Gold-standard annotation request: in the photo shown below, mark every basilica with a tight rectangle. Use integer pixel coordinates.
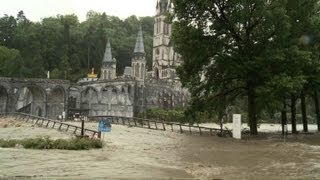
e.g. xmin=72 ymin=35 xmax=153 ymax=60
xmin=0 ymin=0 xmax=188 ymax=118
xmin=68 ymin=0 xmax=189 ymax=117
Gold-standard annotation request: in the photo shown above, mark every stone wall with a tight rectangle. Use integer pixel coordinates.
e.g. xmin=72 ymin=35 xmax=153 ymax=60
xmin=0 ymin=77 xmax=189 ymax=119
xmin=0 ymin=78 xmax=69 ymax=118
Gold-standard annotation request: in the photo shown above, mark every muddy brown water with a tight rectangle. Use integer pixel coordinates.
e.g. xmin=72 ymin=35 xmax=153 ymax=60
xmin=0 ymin=118 xmax=320 ymax=179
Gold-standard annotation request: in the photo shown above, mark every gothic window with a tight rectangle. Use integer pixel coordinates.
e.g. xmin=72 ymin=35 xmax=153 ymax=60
xmin=156 ymin=48 xmax=160 ymax=55
xmin=135 ymin=63 xmax=140 ymax=78
xmin=128 ymin=85 xmax=131 ymax=94
xmin=154 ymin=67 xmax=159 ymax=79
xmin=163 ymin=23 xmax=169 ymax=35
xmin=156 ymin=19 xmax=159 ymax=34
xmin=157 ymin=19 xmax=160 ymax=34
xmin=103 ymin=71 xmax=107 ymax=80
xmin=140 ymin=64 xmax=145 ymax=79
xmin=108 ymin=71 xmax=111 ymax=80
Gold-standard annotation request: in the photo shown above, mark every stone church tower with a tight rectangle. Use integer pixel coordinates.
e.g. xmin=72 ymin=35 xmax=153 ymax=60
xmin=100 ymin=40 xmax=117 ymax=80
xmin=132 ymin=26 xmax=146 ymax=81
xmin=152 ymin=0 xmax=181 ymax=80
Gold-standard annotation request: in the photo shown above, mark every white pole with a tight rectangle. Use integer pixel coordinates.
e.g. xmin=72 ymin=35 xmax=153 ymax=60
xmin=233 ymin=114 xmax=241 ymax=139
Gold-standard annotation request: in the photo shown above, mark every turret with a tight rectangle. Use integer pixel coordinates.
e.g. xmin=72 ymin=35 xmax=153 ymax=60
xmin=101 ymin=40 xmax=117 ymax=80
xmin=132 ymin=26 xmax=146 ymax=81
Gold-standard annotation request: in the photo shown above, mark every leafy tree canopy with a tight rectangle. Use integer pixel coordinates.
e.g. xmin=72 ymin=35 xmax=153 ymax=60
xmin=0 ymin=11 xmax=154 ymax=81
xmin=172 ymin=0 xmax=320 ymax=134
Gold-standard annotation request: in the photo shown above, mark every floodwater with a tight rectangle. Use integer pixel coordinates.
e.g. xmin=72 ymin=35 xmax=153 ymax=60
xmin=0 ymin=118 xmax=320 ymax=179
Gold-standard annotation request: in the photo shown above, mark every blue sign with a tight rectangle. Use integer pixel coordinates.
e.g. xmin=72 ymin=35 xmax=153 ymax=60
xmin=98 ymin=118 xmax=112 ymax=132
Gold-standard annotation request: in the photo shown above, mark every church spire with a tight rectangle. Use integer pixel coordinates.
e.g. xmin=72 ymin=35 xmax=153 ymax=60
xmin=102 ymin=39 xmax=114 ymax=62
xmin=100 ymin=39 xmax=117 ymax=80
xmin=133 ymin=26 xmax=145 ymax=55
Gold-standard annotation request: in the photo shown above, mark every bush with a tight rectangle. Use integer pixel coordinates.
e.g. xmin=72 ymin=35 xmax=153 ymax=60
xmin=0 ymin=139 xmax=18 ymax=148
xmin=0 ymin=137 xmax=103 ymax=150
xmin=22 ymin=136 xmax=53 ymax=149
xmin=146 ymin=108 xmax=185 ymax=122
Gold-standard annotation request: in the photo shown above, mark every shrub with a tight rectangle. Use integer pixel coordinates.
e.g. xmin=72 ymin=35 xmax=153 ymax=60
xmin=52 ymin=139 xmax=70 ymax=150
xmin=0 ymin=137 xmax=103 ymax=150
xmin=21 ymin=136 xmax=54 ymax=149
xmin=0 ymin=139 xmax=18 ymax=148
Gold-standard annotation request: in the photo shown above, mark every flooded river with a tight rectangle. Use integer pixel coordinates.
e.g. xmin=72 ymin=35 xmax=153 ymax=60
xmin=0 ymin=118 xmax=320 ymax=179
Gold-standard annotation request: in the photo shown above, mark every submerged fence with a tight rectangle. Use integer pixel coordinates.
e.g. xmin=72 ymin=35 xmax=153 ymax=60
xmin=0 ymin=112 xmax=231 ymax=138
xmin=0 ymin=112 xmax=100 ymax=139
xmin=90 ymin=116 xmax=231 ymax=137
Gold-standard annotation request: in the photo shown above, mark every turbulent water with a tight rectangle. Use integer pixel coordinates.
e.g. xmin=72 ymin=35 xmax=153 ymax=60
xmin=0 ymin=118 xmax=320 ymax=179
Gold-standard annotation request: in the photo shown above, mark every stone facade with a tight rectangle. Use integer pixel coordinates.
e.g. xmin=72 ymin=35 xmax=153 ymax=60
xmin=152 ymin=0 xmax=182 ymax=80
xmin=0 ymin=0 xmax=189 ymax=118
xmin=0 ymin=78 xmax=69 ymax=118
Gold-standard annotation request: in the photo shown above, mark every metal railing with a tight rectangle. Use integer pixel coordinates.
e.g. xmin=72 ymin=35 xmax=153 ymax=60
xmin=0 ymin=112 xmax=100 ymax=139
xmin=90 ymin=115 xmax=231 ymax=137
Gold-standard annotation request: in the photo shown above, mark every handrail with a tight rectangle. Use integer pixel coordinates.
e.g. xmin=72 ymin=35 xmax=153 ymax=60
xmin=90 ymin=115 xmax=231 ymax=137
xmin=0 ymin=112 xmax=100 ymax=139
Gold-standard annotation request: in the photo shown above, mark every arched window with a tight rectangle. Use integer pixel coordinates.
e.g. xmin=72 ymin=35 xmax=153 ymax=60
xmin=135 ymin=63 xmax=140 ymax=78
xmin=140 ymin=64 xmax=145 ymax=79
xmin=154 ymin=67 xmax=159 ymax=79
xmin=104 ymin=71 xmax=107 ymax=80
xmin=108 ymin=71 xmax=111 ymax=80
xmin=157 ymin=19 xmax=160 ymax=34
xmin=164 ymin=23 xmax=168 ymax=35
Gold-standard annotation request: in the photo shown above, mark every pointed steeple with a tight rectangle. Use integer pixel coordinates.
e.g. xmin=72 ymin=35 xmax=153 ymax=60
xmin=102 ymin=39 xmax=114 ymax=62
xmin=134 ymin=26 xmax=145 ymax=55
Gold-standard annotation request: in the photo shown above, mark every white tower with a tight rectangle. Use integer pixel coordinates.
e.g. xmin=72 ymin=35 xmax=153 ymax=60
xmin=152 ymin=0 xmax=181 ymax=79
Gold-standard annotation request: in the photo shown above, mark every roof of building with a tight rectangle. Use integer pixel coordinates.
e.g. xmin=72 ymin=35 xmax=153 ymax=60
xmin=133 ymin=26 xmax=145 ymax=55
xmin=102 ymin=40 xmax=116 ymax=62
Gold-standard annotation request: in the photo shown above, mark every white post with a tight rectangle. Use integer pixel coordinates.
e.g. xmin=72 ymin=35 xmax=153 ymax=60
xmin=233 ymin=114 xmax=241 ymax=139
xmin=62 ymin=111 xmax=66 ymax=121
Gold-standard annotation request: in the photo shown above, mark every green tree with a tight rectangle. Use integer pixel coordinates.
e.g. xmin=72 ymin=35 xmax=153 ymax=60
xmin=0 ymin=11 xmax=155 ymax=81
xmin=0 ymin=46 xmax=24 ymax=77
xmin=0 ymin=15 xmax=17 ymax=48
xmin=172 ymin=0 xmax=295 ymax=135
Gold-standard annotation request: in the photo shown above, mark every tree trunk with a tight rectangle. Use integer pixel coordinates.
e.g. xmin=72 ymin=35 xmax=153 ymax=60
xmin=314 ymin=90 xmax=320 ymax=132
xmin=291 ymin=95 xmax=297 ymax=134
xmin=301 ymin=91 xmax=308 ymax=132
xmin=248 ymin=86 xmax=258 ymax=135
xmin=281 ymin=100 xmax=287 ymax=136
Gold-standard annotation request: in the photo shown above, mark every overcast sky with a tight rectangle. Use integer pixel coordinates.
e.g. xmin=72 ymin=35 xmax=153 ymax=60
xmin=0 ymin=0 xmax=158 ymax=22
